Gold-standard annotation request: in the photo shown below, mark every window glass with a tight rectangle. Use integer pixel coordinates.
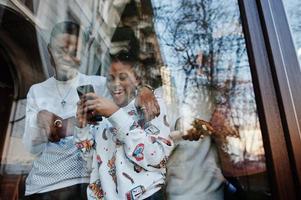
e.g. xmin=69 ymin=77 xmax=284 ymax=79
xmin=151 ymin=1 xmax=270 ymax=199
xmin=0 ymin=0 xmax=270 ymax=199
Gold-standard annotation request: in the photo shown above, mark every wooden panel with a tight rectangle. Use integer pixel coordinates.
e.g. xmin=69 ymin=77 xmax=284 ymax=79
xmin=257 ymin=0 xmax=301 ymax=197
xmin=0 ymin=175 xmax=22 ymax=200
xmin=238 ymin=0 xmax=296 ymax=199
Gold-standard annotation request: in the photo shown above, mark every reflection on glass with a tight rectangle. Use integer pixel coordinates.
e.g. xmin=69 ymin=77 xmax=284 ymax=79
xmin=0 ymin=0 xmax=271 ymax=199
xmin=152 ymin=0 xmax=270 ymax=199
xmin=283 ymin=0 xmax=301 ymax=67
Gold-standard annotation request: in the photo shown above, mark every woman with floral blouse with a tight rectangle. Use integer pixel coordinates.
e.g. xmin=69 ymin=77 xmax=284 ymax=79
xmin=74 ymin=51 xmax=174 ymax=200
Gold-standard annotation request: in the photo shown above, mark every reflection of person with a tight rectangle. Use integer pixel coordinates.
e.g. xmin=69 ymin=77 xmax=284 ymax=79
xmin=165 ymin=79 xmax=224 ymax=200
xmin=74 ymin=51 xmax=173 ymax=200
xmin=23 ymin=21 xmax=159 ymax=199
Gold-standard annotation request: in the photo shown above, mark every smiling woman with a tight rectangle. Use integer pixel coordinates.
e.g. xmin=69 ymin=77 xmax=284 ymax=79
xmin=107 ymin=51 xmax=140 ymax=107
xmin=74 ymin=47 xmax=174 ymax=199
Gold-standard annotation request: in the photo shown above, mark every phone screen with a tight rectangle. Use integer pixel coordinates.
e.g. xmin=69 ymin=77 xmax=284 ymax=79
xmin=77 ymin=84 xmax=95 ymax=98
xmin=76 ymin=84 xmax=102 ymax=121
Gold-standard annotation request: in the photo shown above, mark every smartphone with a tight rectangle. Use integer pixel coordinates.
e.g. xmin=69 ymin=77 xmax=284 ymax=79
xmin=77 ymin=84 xmax=95 ymax=98
xmin=76 ymin=84 xmax=102 ymax=122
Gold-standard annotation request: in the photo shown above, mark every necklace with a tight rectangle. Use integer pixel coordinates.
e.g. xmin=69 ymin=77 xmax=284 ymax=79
xmin=54 ymin=73 xmax=78 ymax=107
xmin=55 ymin=81 xmax=74 ymax=107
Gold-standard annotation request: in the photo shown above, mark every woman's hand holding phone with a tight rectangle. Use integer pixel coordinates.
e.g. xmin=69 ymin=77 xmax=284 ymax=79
xmin=77 ymin=85 xmax=103 ymax=124
xmin=81 ymin=93 xmax=119 ymax=118
xmin=76 ymin=91 xmax=119 ymax=128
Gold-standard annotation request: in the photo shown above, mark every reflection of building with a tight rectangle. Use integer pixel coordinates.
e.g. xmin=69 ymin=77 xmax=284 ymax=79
xmin=111 ymin=0 xmax=163 ymax=87
xmin=0 ymin=1 xmax=47 ymax=198
xmin=0 ymin=1 xmax=163 ymax=198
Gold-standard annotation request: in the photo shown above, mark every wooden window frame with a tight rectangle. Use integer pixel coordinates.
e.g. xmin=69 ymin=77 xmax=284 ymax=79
xmin=238 ymin=0 xmax=301 ymax=199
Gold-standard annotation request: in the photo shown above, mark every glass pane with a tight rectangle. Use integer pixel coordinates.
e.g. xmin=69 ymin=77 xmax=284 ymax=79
xmin=0 ymin=0 xmax=270 ymax=199
xmin=152 ymin=0 xmax=271 ymax=199
xmin=282 ymin=0 xmax=301 ymax=67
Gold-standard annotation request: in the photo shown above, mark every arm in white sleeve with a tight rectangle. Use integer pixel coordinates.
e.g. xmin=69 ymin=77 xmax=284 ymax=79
xmin=108 ymin=99 xmax=174 ymax=172
xmin=86 ymin=150 xmax=104 ymax=199
xmin=89 ymin=150 xmax=101 ymax=184
xmin=22 ymin=87 xmax=47 ymax=156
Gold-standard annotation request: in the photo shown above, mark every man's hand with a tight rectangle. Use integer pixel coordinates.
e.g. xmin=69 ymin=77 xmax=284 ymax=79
xmin=37 ymin=110 xmax=63 ymax=142
xmin=135 ymin=86 xmax=160 ymax=122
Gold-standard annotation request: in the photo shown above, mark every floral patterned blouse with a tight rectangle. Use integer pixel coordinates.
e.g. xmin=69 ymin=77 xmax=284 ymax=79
xmin=74 ymin=99 xmax=174 ymax=200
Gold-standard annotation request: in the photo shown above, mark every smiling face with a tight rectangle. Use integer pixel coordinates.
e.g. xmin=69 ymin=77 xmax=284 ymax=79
xmin=48 ymin=33 xmax=81 ymax=81
xmin=106 ymin=61 xmax=139 ymax=107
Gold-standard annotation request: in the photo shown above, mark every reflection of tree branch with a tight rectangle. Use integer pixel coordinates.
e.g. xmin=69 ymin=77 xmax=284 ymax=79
xmin=153 ymin=0 xmax=261 ymax=164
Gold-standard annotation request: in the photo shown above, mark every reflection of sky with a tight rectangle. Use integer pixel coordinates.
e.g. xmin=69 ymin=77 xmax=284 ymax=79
xmin=152 ymin=0 xmax=239 ymax=69
xmin=152 ymin=0 xmax=250 ymax=89
xmin=152 ymin=0 xmax=249 ymax=81
xmin=152 ymin=0 xmax=254 ymax=105
xmin=152 ymin=0 xmax=265 ymax=163
xmin=282 ymin=0 xmax=301 ymax=66
xmin=152 ymin=0 xmax=191 ymax=69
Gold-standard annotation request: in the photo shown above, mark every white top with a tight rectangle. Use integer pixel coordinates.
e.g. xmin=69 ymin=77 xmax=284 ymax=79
xmin=163 ymin=85 xmax=225 ymax=200
xmin=23 ymin=72 xmax=110 ymax=195
xmin=74 ymin=99 xmax=174 ymax=200
xmin=166 ymin=138 xmax=224 ymax=200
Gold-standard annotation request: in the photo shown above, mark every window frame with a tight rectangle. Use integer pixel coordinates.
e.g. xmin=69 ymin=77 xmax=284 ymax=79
xmin=238 ymin=0 xmax=301 ymax=199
